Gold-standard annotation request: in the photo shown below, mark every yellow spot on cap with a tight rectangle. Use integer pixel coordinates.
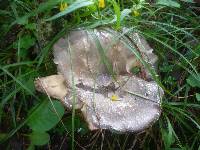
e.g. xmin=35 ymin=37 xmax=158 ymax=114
xmin=111 ymin=95 xmax=119 ymax=101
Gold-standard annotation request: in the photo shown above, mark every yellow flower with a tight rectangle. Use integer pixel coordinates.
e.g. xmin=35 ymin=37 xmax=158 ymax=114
xmin=133 ymin=10 xmax=140 ymax=17
xmin=99 ymin=0 xmax=105 ymax=8
xmin=111 ymin=95 xmax=119 ymax=101
xmin=60 ymin=2 xmax=68 ymax=12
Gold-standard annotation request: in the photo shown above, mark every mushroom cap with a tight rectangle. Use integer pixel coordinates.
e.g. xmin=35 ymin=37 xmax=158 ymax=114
xmin=76 ymin=75 xmax=163 ymax=132
xmin=38 ymin=28 xmax=164 ymax=132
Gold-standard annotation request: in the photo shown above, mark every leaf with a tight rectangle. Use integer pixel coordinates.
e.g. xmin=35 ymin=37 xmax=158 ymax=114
xmin=27 ymin=144 xmax=35 ymax=150
xmin=156 ymin=0 xmax=180 ymax=8
xmin=161 ymin=117 xmax=176 ymax=149
xmin=0 ymin=10 xmax=10 ymax=15
xmin=36 ymin=0 xmax=60 ymax=14
xmin=160 ymin=64 xmax=174 ymax=72
xmin=25 ymin=23 xmax=37 ymax=30
xmin=112 ymin=0 xmax=121 ymax=29
xmin=29 ymin=131 xmax=50 ymax=146
xmin=19 ymin=48 xmax=29 ymax=59
xmin=14 ymin=0 xmax=60 ymax=26
xmin=27 ymin=100 xmax=65 ymax=132
xmin=186 ymin=73 xmax=200 ymax=88
xmin=46 ymin=0 xmax=94 ymax=21
xmin=13 ymin=35 xmax=36 ymax=50
xmin=196 ymin=93 xmax=200 ymax=102
xmin=16 ymin=16 xmax=29 ymax=25
xmin=0 ymin=133 xmax=7 ymax=142
xmin=1 ymin=67 xmax=37 ymax=98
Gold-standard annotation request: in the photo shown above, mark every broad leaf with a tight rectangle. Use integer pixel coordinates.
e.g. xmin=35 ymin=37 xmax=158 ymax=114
xmin=27 ymin=144 xmax=35 ymax=150
xmin=27 ymin=100 xmax=65 ymax=132
xmin=196 ymin=93 xmax=200 ymax=102
xmin=29 ymin=131 xmax=50 ymax=146
xmin=186 ymin=73 xmax=200 ymax=88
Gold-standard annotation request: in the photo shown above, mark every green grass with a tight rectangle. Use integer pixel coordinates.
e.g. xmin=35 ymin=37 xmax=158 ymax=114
xmin=0 ymin=0 xmax=200 ymax=149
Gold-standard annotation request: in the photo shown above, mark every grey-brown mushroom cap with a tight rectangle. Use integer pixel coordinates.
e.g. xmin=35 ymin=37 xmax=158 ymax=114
xmin=51 ymin=28 xmax=164 ymax=132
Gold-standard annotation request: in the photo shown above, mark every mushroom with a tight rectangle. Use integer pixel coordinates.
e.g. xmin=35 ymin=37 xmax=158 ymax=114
xmin=35 ymin=28 xmax=164 ymax=132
